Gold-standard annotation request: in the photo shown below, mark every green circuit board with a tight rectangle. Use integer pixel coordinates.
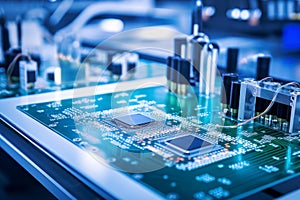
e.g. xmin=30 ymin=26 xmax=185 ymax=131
xmin=17 ymin=86 xmax=300 ymax=199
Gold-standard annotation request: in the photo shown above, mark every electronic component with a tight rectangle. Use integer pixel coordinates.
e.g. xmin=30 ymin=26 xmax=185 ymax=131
xmin=19 ymin=60 xmax=37 ymax=91
xmin=199 ymin=42 xmax=219 ymax=96
xmin=109 ymin=52 xmax=139 ymax=80
xmin=166 ymin=55 xmax=179 ymax=93
xmin=164 ymin=134 xmax=219 ymax=156
xmin=166 ymin=56 xmax=172 ymax=91
xmin=189 ymin=0 xmax=221 ymax=96
xmin=114 ymin=113 xmax=154 ymax=128
xmin=256 ymin=55 xmax=271 ymax=80
xmin=229 ymin=81 xmax=241 ymax=118
xmin=166 ymin=36 xmax=191 ymax=96
xmin=167 ymin=33 xmax=216 ymax=96
xmin=45 ymin=66 xmax=61 ymax=85
xmin=226 ymin=47 xmax=239 ymax=73
xmin=191 ymin=33 xmax=209 ymax=86
xmin=177 ymin=58 xmax=190 ymax=96
xmin=111 ymin=58 xmax=122 ymax=80
xmin=238 ymin=79 xmax=300 ymax=134
xmin=221 ymin=73 xmax=239 ymax=114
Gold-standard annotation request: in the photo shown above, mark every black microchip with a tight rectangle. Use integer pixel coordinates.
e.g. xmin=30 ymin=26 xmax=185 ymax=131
xmin=114 ymin=113 xmax=154 ymax=128
xmin=165 ymin=135 xmax=213 ymax=153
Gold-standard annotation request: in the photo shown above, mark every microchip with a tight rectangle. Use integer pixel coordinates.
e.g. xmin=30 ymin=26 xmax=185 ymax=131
xmin=164 ymin=134 xmax=220 ymax=156
xmin=114 ymin=113 xmax=154 ymax=128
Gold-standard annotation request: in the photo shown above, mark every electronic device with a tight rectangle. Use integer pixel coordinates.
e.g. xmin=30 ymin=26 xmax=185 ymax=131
xmin=1 ymin=74 xmax=300 ymax=199
xmin=1 ymin=1 xmax=300 ymax=199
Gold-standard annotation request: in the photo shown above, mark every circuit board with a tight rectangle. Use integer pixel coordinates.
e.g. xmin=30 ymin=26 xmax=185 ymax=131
xmin=17 ymin=86 xmax=300 ymax=199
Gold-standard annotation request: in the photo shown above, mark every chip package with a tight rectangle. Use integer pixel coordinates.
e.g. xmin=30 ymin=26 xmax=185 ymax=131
xmin=164 ymin=134 xmax=221 ymax=156
xmin=114 ymin=113 xmax=154 ymax=128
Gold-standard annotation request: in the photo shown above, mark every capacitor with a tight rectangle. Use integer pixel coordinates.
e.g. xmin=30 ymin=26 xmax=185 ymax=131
xmin=191 ymin=38 xmax=208 ymax=86
xmin=200 ymin=42 xmax=219 ymax=96
xmin=229 ymin=81 xmax=241 ymax=118
xmin=166 ymin=56 xmax=172 ymax=91
xmin=226 ymin=47 xmax=239 ymax=73
xmin=256 ymin=56 xmax=271 ymax=80
xmin=111 ymin=60 xmax=122 ymax=80
xmin=177 ymin=58 xmax=191 ymax=96
xmin=169 ymin=56 xmax=180 ymax=93
xmin=221 ymin=73 xmax=239 ymax=113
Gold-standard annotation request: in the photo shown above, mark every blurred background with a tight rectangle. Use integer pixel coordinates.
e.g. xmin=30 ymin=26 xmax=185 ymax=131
xmin=1 ymin=0 xmax=300 ymax=83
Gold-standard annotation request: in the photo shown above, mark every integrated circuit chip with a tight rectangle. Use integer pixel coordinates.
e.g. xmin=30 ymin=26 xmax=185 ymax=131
xmin=114 ymin=113 xmax=154 ymax=128
xmin=164 ymin=134 xmax=221 ymax=156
